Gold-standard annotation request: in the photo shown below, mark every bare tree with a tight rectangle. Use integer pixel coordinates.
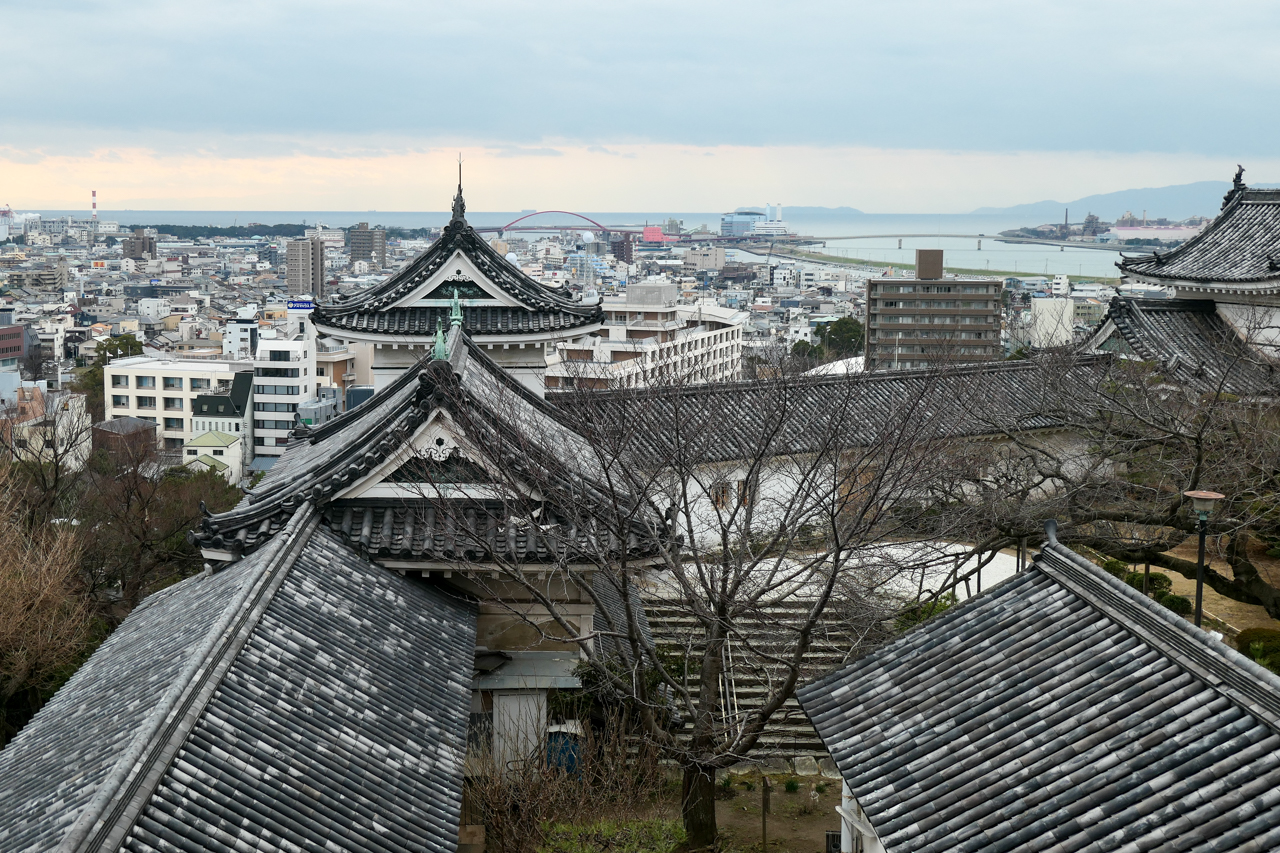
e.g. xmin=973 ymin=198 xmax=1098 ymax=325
xmin=908 ymin=316 xmax=1280 ymax=617
xmin=0 ymin=385 xmax=94 ymax=529
xmin=406 ymin=352 xmax=995 ymax=845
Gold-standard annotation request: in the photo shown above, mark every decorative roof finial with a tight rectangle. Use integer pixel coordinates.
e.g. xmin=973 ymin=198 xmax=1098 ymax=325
xmin=450 ymin=153 xmax=466 ymax=225
xmin=1234 ymin=164 xmax=1246 ymax=190
xmin=433 ymin=316 xmax=448 ymax=360
xmin=449 ymin=287 xmax=463 ymax=329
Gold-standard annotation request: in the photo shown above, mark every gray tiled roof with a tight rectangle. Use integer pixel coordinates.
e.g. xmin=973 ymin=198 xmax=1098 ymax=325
xmin=797 ymin=526 xmax=1280 ymax=853
xmin=196 ymin=331 xmax=655 ymax=559
xmin=1086 ymin=297 xmax=1279 ymax=394
xmin=1119 ymin=185 xmax=1280 ymax=286
xmin=313 ymin=202 xmax=601 ymax=337
xmin=555 ymin=356 xmax=1107 ymax=463
xmin=0 ymin=508 xmax=477 ymax=853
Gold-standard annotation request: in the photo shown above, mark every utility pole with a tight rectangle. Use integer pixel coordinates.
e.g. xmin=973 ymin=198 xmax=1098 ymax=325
xmin=761 ymin=773 xmax=771 ymax=851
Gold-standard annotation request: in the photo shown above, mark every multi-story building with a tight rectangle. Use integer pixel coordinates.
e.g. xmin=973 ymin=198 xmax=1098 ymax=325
xmin=685 ymin=246 xmax=726 ymax=272
xmin=720 ymin=210 xmax=765 ymax=237
xmin=315 ymin=337 xmax=360 ymax=405
xmin=544 ymin=281 xmax=746 ymax=391
xmin=122 ymin=228 xmax=157 ymax=260
xmin=348 ymin=222 xmax=387 ymax=269
xmin=251 ymin=314 xmax=317 ymax=460
xmin=865 ymin=250 xmax=1002 ymax=371
xmin=104 ymin=357 xmax=251 ymax=451
xmin=286 ymin=237 xmax=325 ymax=297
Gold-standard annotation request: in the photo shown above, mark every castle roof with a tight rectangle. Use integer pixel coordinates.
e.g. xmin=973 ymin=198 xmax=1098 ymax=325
xmin=798 ymin=524 xmax=1280 ymax=853
xmin=1084 ymin=297 xmax=1279 ymax=394
xmin=312 ymin=187 xmax=602 ymax=339
xmin=1119 ymin=175 xmax=1280 ymax=288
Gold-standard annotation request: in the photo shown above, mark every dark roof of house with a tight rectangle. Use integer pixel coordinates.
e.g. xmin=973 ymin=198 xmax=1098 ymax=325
xmin=192 ymin=370 xmax=252 ymax=417
xmin=93 ymin=416 xmax=158 ymax=435
xmin=194 ymin=328 xmax=658 ymax=560
xmin=554 ymin=356 xmax=1107 ymax=463
xmin=797 ymin=524 xmax=1280 ymax=853
xmin=1119 ymin=182 xmax=1280 ymax=285
xmin=0 ymin=507 xmax=476 ymax=853
xmin=312 ymin=188 xmax=601 ymax=337
xmin=1085 ymin=297 xmax=1279 ymax=394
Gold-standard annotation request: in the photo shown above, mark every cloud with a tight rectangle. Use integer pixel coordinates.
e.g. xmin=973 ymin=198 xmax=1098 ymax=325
xmin=489 ymin=147 xmax=563 ymax=158
xmin=1 ymin=1 xmax=1278 ymax=157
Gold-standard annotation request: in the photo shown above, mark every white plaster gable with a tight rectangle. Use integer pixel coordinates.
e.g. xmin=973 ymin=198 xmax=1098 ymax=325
xmin=395 ymin=250 xmax=525 ymax=310
xmin=334 ymin=409 xmax=531 ymax=502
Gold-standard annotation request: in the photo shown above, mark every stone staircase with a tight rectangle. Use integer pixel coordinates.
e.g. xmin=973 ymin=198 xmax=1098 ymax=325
xmin=643 ymin=594 xmax=864 ymax=758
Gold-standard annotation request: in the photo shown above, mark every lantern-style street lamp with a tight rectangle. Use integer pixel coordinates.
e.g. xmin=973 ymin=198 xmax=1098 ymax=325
xmin=1183 ymin=490 xmax=1225 ymax=628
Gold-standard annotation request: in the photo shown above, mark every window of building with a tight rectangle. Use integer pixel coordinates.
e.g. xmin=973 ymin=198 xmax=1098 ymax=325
xmin=111 ymin=375 xmax=128 ymax=388
xmin=253 ymin=402 xmax=297 ymax=412
xmin=254 ymin=367 xmax=299 ymax=378
xmin=254 ymin=419 xmax=294 ymax=431
xmin=317 ymin=366 xmax=325 ymax=376
xmin=138 ymin=416 xmax=156 ymax=423
xmin=710 ymin=481 xmax=733 ymax=509
xmin=163 ymin=377 xmax=182 ymax=389
xmin=163 ymin=417 xmax=184 ymax=430
xmin=163 ymin=398 xmax=183 ymax=411
xmin=186 ymin=449 xmax=197 ymax=456
xmin=135 ymin=376 xmax=155 ymax=388
xmin=111 ymin=395 xmax=129 ymax=408
xmin=254 ymin=385 xmax=299 ymax=396
xmin=274 ymin=437 xmax=290 ymax=446
xmin=164 ymin=437 xmax=183 ymax=450
xmin=254 ymin=437 xmax=265 ymax=446
xmin=136 ymin=396 xmax=156 ymax=409
xmin=190 ymin=378 xmax=210 ymax=390
xmin=213 ymin=449 xmax=224 ymax=456
xmin=268 ymin=350 xmax=291 ymax=362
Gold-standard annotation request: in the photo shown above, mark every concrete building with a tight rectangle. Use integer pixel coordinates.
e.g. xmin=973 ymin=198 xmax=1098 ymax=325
xmin=865 ymin=249 xmax=1002 ymax=371
xmin=1026 ymin=297 xmax=1075 ymax=348
xmin=122 ymin=228 xmax=157 ymax=260
xmin=720 ymin=210 xmax=766 ymax=238
xmin=191 ymin=371 xmax=253 ymax=478
xmin=286 ymin=237 xmax=325 ymax=297
xmin=349 ymin=222 xmax=387 ymax=269
xmin=251 ymin=312 xmax=317 ymax=461
xmin=104 ymin=356 xmax=251 ymax=451
xmin=684 ymin=246 xmax=726 ymax=272
xmin=544 ymin=281 xmax=746 ymax=391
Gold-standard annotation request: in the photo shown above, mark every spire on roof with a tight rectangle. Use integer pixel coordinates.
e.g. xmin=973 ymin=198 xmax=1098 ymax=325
xmin=450 ymin=155 xmax=466 ymax=225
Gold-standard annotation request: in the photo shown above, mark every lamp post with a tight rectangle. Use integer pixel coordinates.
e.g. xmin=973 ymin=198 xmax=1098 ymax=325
xmin=1183 ymin=490 xmax=1225 ymax=628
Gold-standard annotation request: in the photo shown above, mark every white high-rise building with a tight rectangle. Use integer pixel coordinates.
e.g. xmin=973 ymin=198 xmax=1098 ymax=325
xmin=251 ymin=306 xmax=318 ymax=460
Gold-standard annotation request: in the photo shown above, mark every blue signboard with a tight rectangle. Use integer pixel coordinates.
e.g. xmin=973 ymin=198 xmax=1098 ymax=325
xmin=287 ymin=300 xmax=315 ymax=310
xmin=149 ymin=278 xmax=161 ymax=284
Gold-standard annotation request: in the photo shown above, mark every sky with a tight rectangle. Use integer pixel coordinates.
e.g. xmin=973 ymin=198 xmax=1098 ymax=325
xmin=3 ymin=0 xmax=1278 ymax=213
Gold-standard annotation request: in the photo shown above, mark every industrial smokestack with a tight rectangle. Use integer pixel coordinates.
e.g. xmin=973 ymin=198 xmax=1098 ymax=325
xmin=92 ymin=189 xmax=97 ymax=221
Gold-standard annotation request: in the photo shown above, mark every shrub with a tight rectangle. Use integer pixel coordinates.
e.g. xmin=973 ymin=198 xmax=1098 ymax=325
xmin=1101 ymin=559 xmax=1129 ymax=579
xmin=896 ymin=592 xmax=958 ymax=633
xmin=1235 ymin=628 xmax=1280 ymax=674
xmin=539 ymin=819 xmax=685 ymax=853
xmin=1161 ymin=594 xmax=1194 ymax=616
xmin=1123 ymin=571 xmax=1172 ymax=595
xmin=784 ymin=779 xmax=800 ymax=793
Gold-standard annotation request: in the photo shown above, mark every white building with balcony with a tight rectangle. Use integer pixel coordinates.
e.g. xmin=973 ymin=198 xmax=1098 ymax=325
xmin=543 ymin=280 xmax=746 ymax=391
xmin=104 ymin=357 xmax=251 ymax=452
xmin=251 ymin=310 xmax=318 ymax=461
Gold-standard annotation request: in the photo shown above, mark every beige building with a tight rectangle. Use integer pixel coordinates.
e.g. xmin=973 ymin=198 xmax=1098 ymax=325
xmin=105 ymin=357 xmax=250 ymax=451
xmin=349 ymin=222 xmax=387 ymax=269
xmin=865 ymin=249 xmax=1002 ymax=370
xmin=544 ymin=280 xmax=745 ymax=391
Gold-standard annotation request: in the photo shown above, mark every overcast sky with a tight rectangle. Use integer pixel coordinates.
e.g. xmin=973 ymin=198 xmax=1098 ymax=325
xmin=3 ymin=0 xmax=1277 ymax=211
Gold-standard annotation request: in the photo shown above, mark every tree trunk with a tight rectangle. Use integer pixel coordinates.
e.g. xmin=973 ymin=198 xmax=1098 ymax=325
xmin=681 ymin=763 xmax=717 ymax=849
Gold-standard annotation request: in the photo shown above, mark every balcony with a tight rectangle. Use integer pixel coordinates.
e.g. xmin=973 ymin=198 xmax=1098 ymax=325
xmin=342 ymin=372 xmax=357 ymax=381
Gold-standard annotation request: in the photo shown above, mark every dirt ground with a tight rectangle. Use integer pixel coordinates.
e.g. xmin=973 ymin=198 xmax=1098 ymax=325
xmin=1157 ymin=537 xmax=1280 ymax=634
xmin=715 ymin=775 xmax=840 ymax=853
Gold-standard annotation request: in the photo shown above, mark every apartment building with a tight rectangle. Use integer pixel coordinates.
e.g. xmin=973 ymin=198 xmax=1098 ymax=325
xmin=544 ymin=280 xmax=745 ymax=391
xmin=865 ymin=250 xmax=1002 ymax=371
xmin=348 ymin=222 xmax=387 ymax=269
xmin=251 ymin=316 xmax=317 ymax=460
xmin=285 ymin=237 xmax=325 ymax=296
xmin=105 ymin=357 xmax=251 ymax=451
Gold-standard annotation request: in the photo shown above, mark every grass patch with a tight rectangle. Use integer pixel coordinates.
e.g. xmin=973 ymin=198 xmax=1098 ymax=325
xmin=538 ymin=818 xmax=685 ymax=853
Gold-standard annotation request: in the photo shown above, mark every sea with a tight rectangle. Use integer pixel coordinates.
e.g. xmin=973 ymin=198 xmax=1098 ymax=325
xmin=29 ymin=208 xmax=1129 ymax=280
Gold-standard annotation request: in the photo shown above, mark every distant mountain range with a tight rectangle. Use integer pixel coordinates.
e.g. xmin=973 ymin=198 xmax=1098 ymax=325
xmin=972 ymin=181 xmax=1280 ymax=222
